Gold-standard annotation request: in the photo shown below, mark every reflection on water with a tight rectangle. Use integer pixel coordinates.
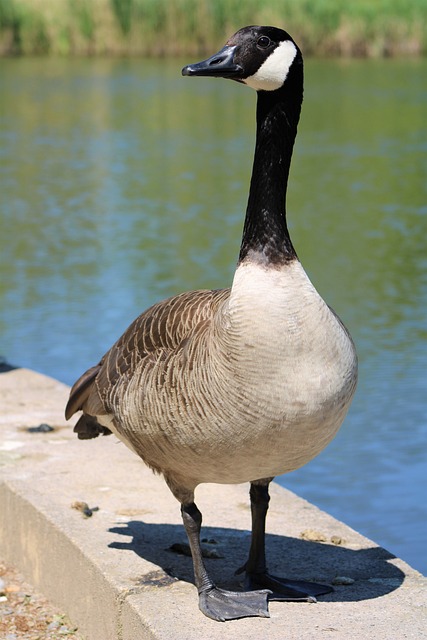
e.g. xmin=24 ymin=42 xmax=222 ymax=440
xmin=0 ymin=57 xmax=426 ymax=575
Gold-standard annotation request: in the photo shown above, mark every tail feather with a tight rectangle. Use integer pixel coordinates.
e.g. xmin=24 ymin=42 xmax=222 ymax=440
xmin=73 ymin=414 xmax=112 ymax=440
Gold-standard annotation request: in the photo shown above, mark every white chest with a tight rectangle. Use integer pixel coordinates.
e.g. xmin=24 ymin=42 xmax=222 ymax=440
xmin=225 ymin=260 xmax=357 ymax=425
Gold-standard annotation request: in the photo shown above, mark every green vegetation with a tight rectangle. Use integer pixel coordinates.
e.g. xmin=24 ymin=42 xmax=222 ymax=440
xmin=0 ymin=0 xmax=426 ymax=56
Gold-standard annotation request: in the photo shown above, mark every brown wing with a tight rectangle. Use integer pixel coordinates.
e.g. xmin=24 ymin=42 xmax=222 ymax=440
xmin=65 ymin=288 xmax=229 ymax=421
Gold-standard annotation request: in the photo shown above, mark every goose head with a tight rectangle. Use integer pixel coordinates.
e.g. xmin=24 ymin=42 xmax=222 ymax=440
xmin=182 ymin=25 xmax=302 ymax=93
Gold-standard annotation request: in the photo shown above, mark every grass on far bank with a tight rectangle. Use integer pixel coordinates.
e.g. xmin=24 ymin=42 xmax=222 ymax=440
xmin=0 ymin=0 xmax=426 ymax=57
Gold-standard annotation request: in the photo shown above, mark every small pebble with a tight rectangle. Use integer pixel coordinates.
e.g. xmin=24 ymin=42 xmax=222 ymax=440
xmin=300 ymin=529 xmax=327 ymax=542
xmin=4 ymin=584 xmax=20 ymax=593
xmin=59 ymin=625 xmax=72 ymax=634
xmin=0 ymin=577 xmax=5 ymax=593
xmin=71 ymin=501 xmax=98 ymax=518
xmin=0 ymin=595 xmax=8 ymax=602
xmin=27 ymin=423 xmax=55 ymax=433
xmin=47 ymin=620 xmax=61 ymax=630
xmin=201 ymin=546 xmax=223 ymax=559
xmin=332 ymin=575 xmax=355 ymax=585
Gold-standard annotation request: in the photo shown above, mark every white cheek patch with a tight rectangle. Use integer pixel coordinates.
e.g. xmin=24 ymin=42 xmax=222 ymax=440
xmin=244 ymin=40 xmax=298 ymax=91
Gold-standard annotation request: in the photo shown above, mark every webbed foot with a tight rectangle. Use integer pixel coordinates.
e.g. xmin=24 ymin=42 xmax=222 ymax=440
xmin=199 ymin=586 xmax=271 ymax=621
xmin=246 ymin=572 xmax=333 ymax=602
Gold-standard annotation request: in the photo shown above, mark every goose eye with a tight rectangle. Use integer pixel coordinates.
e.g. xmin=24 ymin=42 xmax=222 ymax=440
xmin=257 ymin=36 xmax=271 ymax=49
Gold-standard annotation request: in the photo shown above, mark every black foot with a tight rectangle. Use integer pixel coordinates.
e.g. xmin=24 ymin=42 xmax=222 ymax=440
xmin=246 ymin=572 xmax=333 ymax=602
xmin=199 ymin=586 xmax=271 ymax=622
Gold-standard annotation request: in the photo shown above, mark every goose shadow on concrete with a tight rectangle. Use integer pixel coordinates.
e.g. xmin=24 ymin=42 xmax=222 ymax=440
xmin=108 ymin=520 xmax=404 ymax=602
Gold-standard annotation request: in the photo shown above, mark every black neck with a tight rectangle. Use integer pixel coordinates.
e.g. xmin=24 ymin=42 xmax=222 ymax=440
xmin=238 ymin=60 xmax=303 ymax=267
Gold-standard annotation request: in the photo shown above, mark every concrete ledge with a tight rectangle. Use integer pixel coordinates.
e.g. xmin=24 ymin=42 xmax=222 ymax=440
xmin=0 ymin=368 xmax=426 ymax=639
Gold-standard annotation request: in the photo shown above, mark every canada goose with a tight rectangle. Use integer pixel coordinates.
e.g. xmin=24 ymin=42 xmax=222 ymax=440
xmin=66 ymin=25 xmax=357 ymax=622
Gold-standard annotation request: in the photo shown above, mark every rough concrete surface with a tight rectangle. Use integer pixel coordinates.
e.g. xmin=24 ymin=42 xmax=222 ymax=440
xmin=0 ymin=367 xmax=426 ymax=639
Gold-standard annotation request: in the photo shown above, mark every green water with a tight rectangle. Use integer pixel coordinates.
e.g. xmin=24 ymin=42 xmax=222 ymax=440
xmin=0 ymin=56 xmax=426 ymax=575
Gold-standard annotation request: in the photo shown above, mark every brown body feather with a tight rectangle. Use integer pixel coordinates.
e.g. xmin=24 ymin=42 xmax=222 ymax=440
xmin=66 ymin=288 xmax=230 ymax=440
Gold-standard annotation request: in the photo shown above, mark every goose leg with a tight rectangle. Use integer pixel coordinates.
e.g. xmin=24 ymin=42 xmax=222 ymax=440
xmin=240 ymin=480 xmax=333 ymax=601
xmin=181 ymin=502 xmax=271 ymax=621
